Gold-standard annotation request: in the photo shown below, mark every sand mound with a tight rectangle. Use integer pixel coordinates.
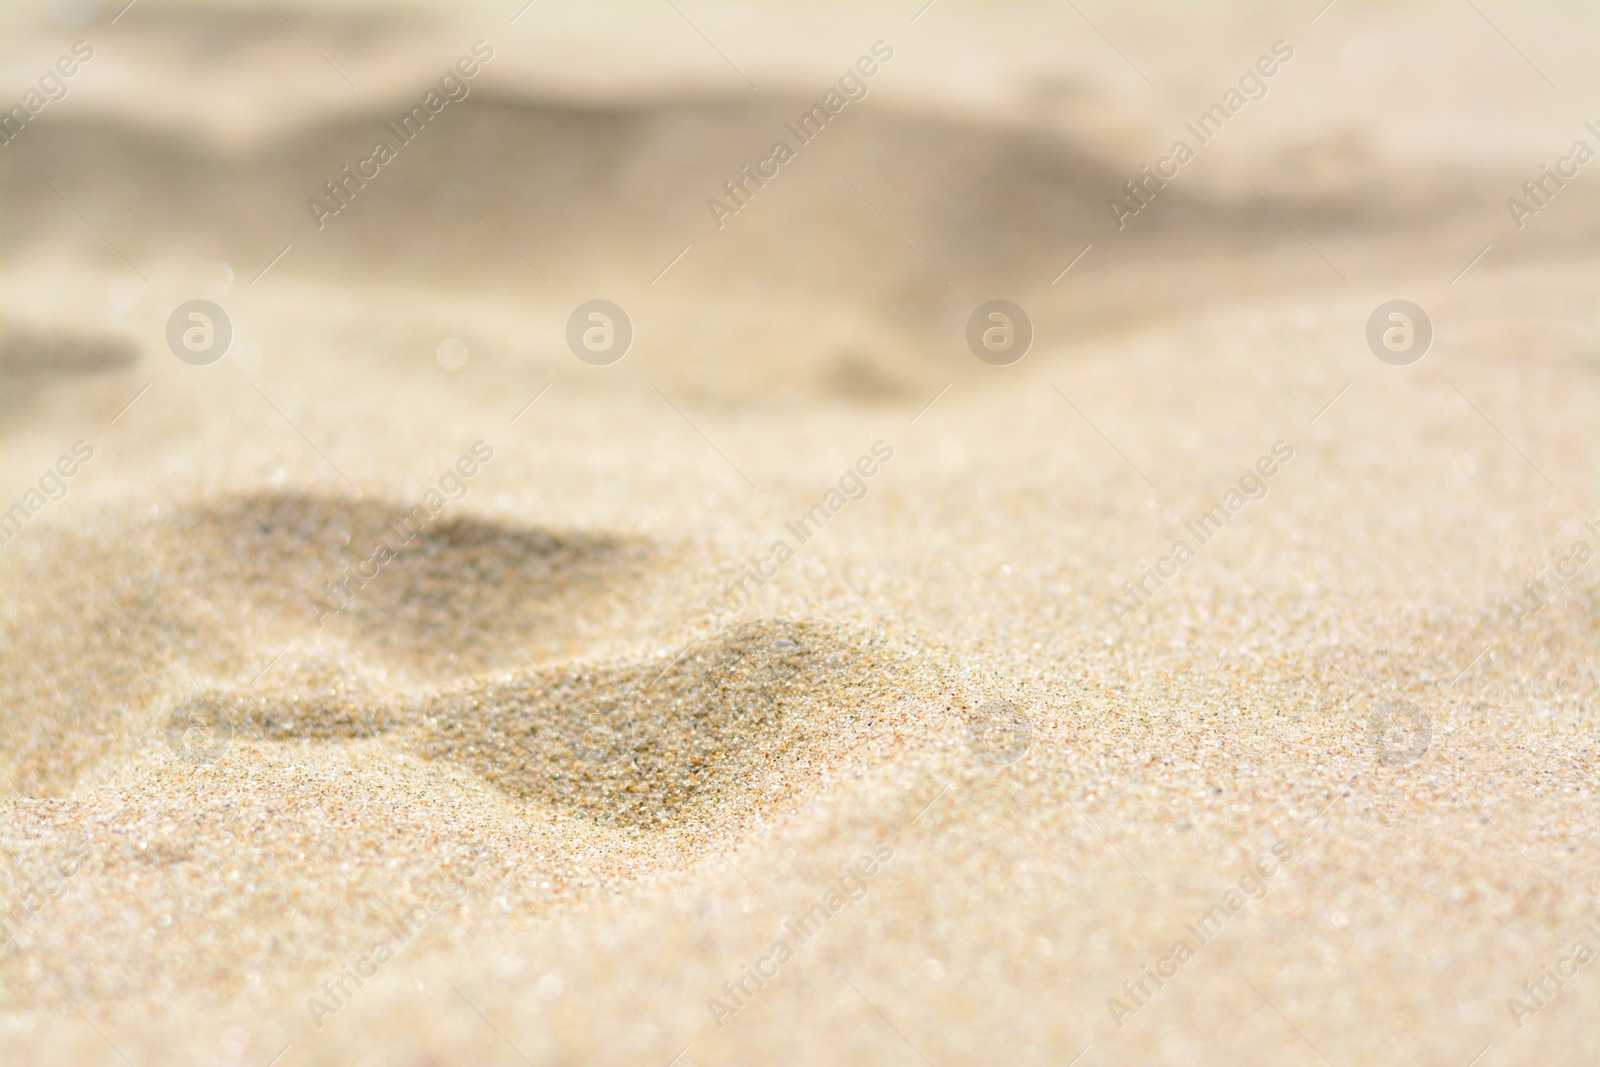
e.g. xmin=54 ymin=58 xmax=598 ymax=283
xmin=417 ymin=618 xmax=901 ymax=828
xmin=158 ymin=617 xmax=906 ymax=835
xmin=0 ymin=325 xmax=139 ymax=379
xmin=0 ymin=492 xmax=669 ymax=797
xmin=177 ymin=492 xmax=660 ymax=675
xmin=12 ymin=90 xmax=1573 ymax=402
xmin=0 ymin=324 xmax=141 ymax=421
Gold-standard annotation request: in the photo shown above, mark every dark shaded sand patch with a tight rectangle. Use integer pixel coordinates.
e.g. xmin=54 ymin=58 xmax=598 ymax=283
xmin=416 ymin=618 xmax=902 ymax=829
xmin=0 ymin=492 xmax=663 ymax=795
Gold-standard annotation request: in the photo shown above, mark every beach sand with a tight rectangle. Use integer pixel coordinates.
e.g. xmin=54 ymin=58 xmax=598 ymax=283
xmin=1 ymin=3 xmax=1597 ymax=1065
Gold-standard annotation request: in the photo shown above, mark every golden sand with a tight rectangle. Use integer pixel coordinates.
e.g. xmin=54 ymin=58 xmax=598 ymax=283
xmin=1 ymin=3 xmax=1597 ymax=1065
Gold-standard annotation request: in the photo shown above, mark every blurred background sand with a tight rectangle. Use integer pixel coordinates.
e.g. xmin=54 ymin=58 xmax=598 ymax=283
xmin=1 ymin=3 xmax=1597 ymax=1065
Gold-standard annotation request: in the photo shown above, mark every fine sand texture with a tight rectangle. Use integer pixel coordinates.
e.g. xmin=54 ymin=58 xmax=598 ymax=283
xmin=1 ymin=3 xmax=1597 ymax=1066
